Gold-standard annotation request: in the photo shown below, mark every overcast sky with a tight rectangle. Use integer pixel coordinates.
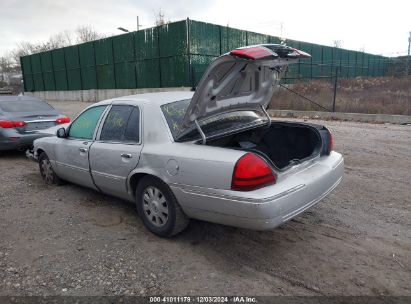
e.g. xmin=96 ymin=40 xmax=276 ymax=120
xmin=1 ymin=0 xmax=410 ymax=57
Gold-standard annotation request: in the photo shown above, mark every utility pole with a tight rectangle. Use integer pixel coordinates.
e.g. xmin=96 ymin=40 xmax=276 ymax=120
xmin=136 ymin=16 xmax=142 ymax=31
xmin=406 ymin=31 xmax=411 ymax=77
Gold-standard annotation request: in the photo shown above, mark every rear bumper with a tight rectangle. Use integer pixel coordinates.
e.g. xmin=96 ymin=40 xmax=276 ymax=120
xmin=171 ymin=151 xmax=344 ymax=230
xmin=0 ymin=133 xmax=47 ymax=151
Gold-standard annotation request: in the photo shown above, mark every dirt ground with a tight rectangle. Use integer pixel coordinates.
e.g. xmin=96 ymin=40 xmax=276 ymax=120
xmin=0 ymin=100 xmax=410 ymax=296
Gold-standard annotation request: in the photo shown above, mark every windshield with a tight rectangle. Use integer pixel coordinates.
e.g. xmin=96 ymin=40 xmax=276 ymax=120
xmin=0 ymin=100 xmax=55 ymax=113
xmin=161 ymin=99 xmax=267 ymax=141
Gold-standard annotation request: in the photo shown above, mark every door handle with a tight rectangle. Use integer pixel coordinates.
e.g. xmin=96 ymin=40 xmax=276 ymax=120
xmin=121 ymin=153 xmax=132 ymax=159
xmin=79 ymin=147 xmax=88 ymax=153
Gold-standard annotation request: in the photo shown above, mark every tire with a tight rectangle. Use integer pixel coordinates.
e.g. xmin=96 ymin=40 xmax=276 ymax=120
xmin=38 ymin=152 xmax=63 ymax=186
xmin=135 ymin=176 xmax=189 ymax=237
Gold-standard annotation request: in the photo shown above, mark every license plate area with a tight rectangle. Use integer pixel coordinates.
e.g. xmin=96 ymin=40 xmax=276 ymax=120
xmin=25 ymin=121 xmax=55 ymax=131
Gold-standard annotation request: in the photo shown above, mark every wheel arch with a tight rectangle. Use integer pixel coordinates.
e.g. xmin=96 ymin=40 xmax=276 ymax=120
xmin=128 ymin=169 xmax=169 ymax=199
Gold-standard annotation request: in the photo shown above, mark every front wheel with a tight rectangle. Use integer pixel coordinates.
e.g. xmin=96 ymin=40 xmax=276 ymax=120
xmin=38 ymin=152 xmax=63 ymax=185
xmin=135 ymin=176 xmax=189 ymax=237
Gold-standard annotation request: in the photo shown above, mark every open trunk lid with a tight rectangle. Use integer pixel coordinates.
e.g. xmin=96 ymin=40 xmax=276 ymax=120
xmin=178 ymin=44 xmax=310 ymax=140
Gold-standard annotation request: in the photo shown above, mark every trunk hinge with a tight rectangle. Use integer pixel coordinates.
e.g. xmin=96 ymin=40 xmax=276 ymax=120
xmin=194 ymin=119 xmax=207 ymax=145
xmin=261 ymin=105 xmax=271 ymax=128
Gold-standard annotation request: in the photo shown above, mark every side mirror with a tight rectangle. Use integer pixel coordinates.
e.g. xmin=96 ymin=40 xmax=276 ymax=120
xmin=56 ymin=127 xmax=67 ymax=138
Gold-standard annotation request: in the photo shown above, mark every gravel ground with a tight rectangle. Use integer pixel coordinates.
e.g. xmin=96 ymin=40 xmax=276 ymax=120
xmin=0 ymin=100 xmax=410 ymax=296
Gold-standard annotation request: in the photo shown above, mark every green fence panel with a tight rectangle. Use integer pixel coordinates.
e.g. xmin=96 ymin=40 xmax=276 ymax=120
xmin=189 ymin=20 xmax=220 ymax=56
xmin=191 ymin=55 xmax=217 ymax=86
xmin=67 ymin=69 xmax=82 ymax=90
xmin=311 ymin=44 xmax=322 ymax=77
xmin=21 ymin=56 xmax=32 ymax=74
xmin=365 ymin=53 xmax=371 ymax=76
xmin=96 ymin=64 xmax=115 ymax=89
xmin=340 ymin=49 xmax=350 ymax=77
xmin=24 ymin=74 xmax=34 ymax=92
xmin=284 ymin=64 xmax=299 ymax=81
xmin=40 ymin=51 xmax=53 ymax=72
xmin=52 ymin=48 xmax=66 ymax=70
xmin=160 ymin=56 xmax=190 ymax=87
xmin=95 ymin=38 xmax=114 ymax=65
xmin=136 ymin=59 xmax=160 ymax=88
xmin=81 ymin=67 xmax=97 ymax=90
xmin=355 ymin=52 xmax=364 ymax=76
xmin=159 ymin=20 xmax=188 ymax=57
xmin=79 ymin=42 xmax=95 ymax=67
xmin=54 ymin=70 xmax=68 ymax=91
xmin=268 ymin=35 xmax=281 ymax=44
xmin=322 ymin=46 xmax=333 ymax=77
xmin=299 ymin=42 xmax=312 ymax=78
xmin=31 ymin=54 xmax=42 ymax=74
xmin=221 ymin=27 xmax=247 ymax=53
xmin=21 ymin=19 xmax=392 ymax=92
xmin=43 ymin=72 xmax=55 ymax=91
xmin=113 ymin=33 xmax=135 ymax=63
xmin=33 ymin=73 xmax=44 ymax=91
xmin=135 ymin=27 xmax=159 ymax=60
xmin=65 ymin=46 xmax=80 ymax=69
xmin=115 ymin=62 xmax=136 ymax=89
xmin=348 ymin=51 xmax=356 ymax=77
xmin=247 ymin=31 xmax=269 ymax=46
xmin=332 ymin=47 xmax=341 ymax=66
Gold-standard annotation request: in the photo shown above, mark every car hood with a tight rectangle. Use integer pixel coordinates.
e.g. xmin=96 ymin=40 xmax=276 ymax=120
xmin=181 ymin=44 xmax=311 ymax=132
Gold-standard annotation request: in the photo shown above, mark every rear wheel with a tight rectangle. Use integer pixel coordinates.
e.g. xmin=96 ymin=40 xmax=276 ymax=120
xmin=38 ymin=152 xmax=63 ymax=185
xmin=136 ymin=176 xmax=189 ymax=237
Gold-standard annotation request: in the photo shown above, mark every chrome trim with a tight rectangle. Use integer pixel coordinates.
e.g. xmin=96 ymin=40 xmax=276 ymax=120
xmin=91 ymin=170 xmax=126 ymax=180
xmin=55 ymin=161 xmax=89 ymax=173
xmin=170 ymin=183 xmax=306 ymax=204
xmin=25 ymin=119 xmax=56 ymax=123
xmin=194 ymin=119 xmax=206 ymax=144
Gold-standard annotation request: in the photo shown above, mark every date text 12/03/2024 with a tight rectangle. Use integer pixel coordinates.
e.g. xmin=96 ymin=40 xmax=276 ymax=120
xmin=149 ymin=296 xmax=257 ymax=303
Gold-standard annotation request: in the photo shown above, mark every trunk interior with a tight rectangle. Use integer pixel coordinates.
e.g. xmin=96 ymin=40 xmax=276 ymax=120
xmin=206 ymin=122 xmax=323 ymax=170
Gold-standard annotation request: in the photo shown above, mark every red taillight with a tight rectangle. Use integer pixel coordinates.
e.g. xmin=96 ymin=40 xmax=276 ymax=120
xmin=230 ymin=46 xmax=276 ymax=60
xmin=55 ymin=116 xmax=70 ymax=124
xmin=231 ymin=153 xmax=276 ymax=191
xmin=0 ymin=120 xmax=27 ymax=128
xmin=328 ymin=132 xmax=334 ymax=152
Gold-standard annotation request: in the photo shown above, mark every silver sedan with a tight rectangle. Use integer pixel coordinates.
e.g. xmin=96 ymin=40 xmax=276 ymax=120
xmin=28 ymin=45 xmax=344 ymax=237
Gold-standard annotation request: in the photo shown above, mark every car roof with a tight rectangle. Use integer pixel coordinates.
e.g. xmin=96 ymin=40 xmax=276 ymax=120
xmin=93 ymin=91 xmax=194 ymax=107
xmin=0 ymin=95 xmax=45 ymax=103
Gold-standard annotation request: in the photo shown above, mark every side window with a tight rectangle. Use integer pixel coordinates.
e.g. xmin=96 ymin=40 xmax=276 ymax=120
xmin=100 ymin=105 xmax=140 ymax=143
xmin=68 ymin=106 xmax=106 ymax=140
xmin=123 ymin=107 xmax=140 ymax=142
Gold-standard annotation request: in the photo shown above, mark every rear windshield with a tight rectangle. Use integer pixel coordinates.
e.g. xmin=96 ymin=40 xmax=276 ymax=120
xmin=161 ymin=99 xmax=267 ymax=141
xmin=0 ymin=100 xmax=55 ymax=112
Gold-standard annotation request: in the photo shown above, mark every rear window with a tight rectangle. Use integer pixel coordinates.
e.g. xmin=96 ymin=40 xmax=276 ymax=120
xmin=161 ymin=99 xmax=267 ymax=141
xmin=0 ymin=100 xmax=54 ymax=112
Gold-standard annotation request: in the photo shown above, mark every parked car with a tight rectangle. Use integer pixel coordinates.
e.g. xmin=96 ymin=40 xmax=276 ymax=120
xmin=27 ymin=45 xmax=344 ymax=237
xmin=0 ymin=95 xmax=70 ymax=151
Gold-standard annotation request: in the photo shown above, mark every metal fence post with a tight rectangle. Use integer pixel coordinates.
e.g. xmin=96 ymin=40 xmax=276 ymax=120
xmin=332 ymin=66 xmax=339 ymax=112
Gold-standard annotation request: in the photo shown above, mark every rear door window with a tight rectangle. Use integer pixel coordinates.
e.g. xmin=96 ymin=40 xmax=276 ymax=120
xmin=68 ymin=106 xmax=107 ymax=140
xmin=99 ymin=105 xmax=140 ymax=143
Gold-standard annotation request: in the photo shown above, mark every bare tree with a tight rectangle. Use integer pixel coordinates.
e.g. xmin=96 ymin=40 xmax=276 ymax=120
xmin=155 ymin=9 xmax=169 ymax=26
xmin=75 ymin=25 xmax=105 ymax=43
xmin=333 ymin=40 xmax=343 ymax=48
xmin=0 ymin=55 xmax=13 ymax=82
xmin=2 ymin=25 xmax=106 ymax=77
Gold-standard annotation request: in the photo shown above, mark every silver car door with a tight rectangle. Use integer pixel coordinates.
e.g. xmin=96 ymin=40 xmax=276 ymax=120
xmin=54 ymin=105 xmax=108 ymax=189
xmin=89 ymin=105 xmax=142 ymax=199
